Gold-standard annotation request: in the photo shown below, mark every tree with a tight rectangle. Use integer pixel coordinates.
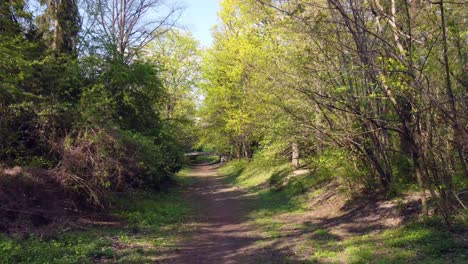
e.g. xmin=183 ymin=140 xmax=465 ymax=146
xmin=39 ymin=0 xmax=81 ymax=54
xmin=85 ymin=0 xmax=182 ymax=61
xmin=200 ymin=0 xmax=467 ymax=221
xmin=144 ymin=30 xmax=202 ymax=150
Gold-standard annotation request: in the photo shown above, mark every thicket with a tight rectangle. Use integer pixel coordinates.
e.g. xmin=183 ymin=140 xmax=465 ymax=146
xmin=0 ymin=0 xmax=194 ymax=233
xmin=199 ymin=0 xmax=467 ymax=223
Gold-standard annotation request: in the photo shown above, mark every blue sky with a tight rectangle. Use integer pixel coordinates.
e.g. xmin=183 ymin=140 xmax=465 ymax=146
xmin=178 ymin=0 xmax=220 ymax=47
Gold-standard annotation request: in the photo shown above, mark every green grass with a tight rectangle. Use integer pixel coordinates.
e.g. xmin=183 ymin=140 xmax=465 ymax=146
xmin=219 ymin=159 xmax=309 ymax=237
xmin=192 ymin=154 xmax=220 ymax=164
xmin=219 ymin=158 xmax=292 ymax=190
xmin=221 ymin=158 xmax=468 ymax=264
xmin=308 ymin=222 xmax=468 ymax=264
xmin=0 ymin=232 xmax=113 ymax=264
xmin=0 ymin=188 xmax=190 ymax=264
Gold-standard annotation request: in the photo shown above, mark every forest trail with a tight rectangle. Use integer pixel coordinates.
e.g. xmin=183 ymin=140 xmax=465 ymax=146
xmin=157 ymin=164 xmax=277 ymax=263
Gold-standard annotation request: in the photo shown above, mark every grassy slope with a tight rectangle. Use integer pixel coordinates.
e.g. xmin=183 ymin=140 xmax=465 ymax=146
xmin=0 ymin=181 xmax=191 ymax=263
xmin=219 ymin=159 xmax=468 ymax=264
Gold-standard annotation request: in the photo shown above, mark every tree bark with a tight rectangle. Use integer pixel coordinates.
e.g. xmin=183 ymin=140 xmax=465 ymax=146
xmin=292 ymin=142 xmax=300 ymax=169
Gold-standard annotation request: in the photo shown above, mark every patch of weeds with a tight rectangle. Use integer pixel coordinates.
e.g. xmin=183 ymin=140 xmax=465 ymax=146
xmin=306 ymin=229 xmax=343 ymax=262
xmin=268 ymin=169 xmax=292 ymax=186
xmin=219 ymin=159 xmax=251 ymax=185
xmin=175 ymin=166 xmax=196 ymax=185
xmin=303 ymin=219 xmax=467 ymax=264
xmin=300 ymin=221 xmax=316 ymax=231
xmin=91 ymin=246 xmax=114 ymax=259
xmin=339 ymin=222 xmax=467 ymax=263
xmin=0 ymin=190 xmax=190 ymax=263
xmin=0 ymin=231 xmax=112 ymax=264
xmin=381 ymin=222 xmax=464 ymax=257
xmin=311 ymin=247 xmax=339 ymax=262
xmin=345 ymin=244 xmax=375 ymax=264
xmin=112 ymin=245 xmax=158 ymax=264
xmin=115 ymin=190 xmax=189 ymax=230
xmin=257 ymin=189 xmax=306 ymax=213
xmin=254 ymin=218 xmax=284 ymax=239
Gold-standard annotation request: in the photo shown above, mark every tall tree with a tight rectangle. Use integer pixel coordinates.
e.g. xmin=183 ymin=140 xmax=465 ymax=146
xmin=144 ymin=30 xmax=202 ymax=150
xmin=39 ymin=0 xmax=81 ymax=54
xmin=85 ymin=0 xmax=182 ymax=61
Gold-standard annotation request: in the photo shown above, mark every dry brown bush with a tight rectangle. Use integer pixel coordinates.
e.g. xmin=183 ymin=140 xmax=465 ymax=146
xmin=0 ymin=127 xmax=148 ymax=235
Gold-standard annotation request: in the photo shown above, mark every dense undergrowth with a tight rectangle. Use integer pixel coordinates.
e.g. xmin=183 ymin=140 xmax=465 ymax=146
xmin=219 ymin=158 xmax=468 ymax=263
xmin=0 ymin=126 xmax=183 ymax=233
xmin=0 ymin=187 xmax=190 ymax=264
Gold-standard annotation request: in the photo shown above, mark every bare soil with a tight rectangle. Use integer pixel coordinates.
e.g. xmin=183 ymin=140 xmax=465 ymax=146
xmin=155 ymin=164 xmax=294 ymax=263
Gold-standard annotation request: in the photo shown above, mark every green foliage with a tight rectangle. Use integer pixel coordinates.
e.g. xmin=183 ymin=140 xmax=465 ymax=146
xmin=200 ymin=0 xmax=468 ymax=220
xmin=120 ymin=130 xmax=182 ymax=187
xmin=305 ymin=149 xmax=369 ymax=192
xmin=0 ymin=189 xmax=190 ymax=264
xmin=115 ymin=191 xmax=189 ymax=229
xmin=0 ymin=232 xmax=112 ymax=264
xmin=0 ymin=1 xmax=187 ymax=187
xmin=197 ymin=1 xmax=275 ymax=157
xmin=145 ymin=30 xmax=201 ymax=151
xmin=337 ymin=222 xmax=467 ymax=264
xmin=80 ymin=58 xmax=163 ymax=133
xmin=192 ymin=155 xmax=220 ymax=164
xmin=0 ymin=1 xmax=196 ymax=236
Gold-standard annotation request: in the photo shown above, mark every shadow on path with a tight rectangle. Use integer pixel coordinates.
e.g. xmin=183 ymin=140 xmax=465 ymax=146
xmin=155 ymin=164 xmax=312 ymax=264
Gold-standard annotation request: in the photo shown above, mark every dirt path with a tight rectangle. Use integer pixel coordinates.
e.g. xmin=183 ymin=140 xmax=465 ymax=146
xmin=150 ymin=163 xmax=464 ymax=264
xmin=156 ymin=164 xmax=277 ymax=264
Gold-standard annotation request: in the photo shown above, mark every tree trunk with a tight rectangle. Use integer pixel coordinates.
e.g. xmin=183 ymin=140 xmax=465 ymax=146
xmin=292 ymin=142 xmax=300 ymax=169
xmin=413 ymin=148 xmax=428 ymax=216
xmin=439 ymin=0 xmax=468 ymax=179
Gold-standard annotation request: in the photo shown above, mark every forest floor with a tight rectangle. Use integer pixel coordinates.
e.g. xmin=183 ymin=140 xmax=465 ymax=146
xmin=1 ymin=162 xmax=467 ymax=263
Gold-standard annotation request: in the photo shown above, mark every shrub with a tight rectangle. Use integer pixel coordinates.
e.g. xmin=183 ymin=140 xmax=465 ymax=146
xmin=0 ymin=125 xmax=182 ymax=234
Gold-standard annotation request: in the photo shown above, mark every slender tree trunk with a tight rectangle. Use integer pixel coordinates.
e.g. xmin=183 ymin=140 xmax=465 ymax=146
xmin=292 ymin=142 xmax=300 ymax=169
xmin=439 ymin=0 xmax=468 ymax=179
xmin=413 ymin=151 xmax=429 ymax=216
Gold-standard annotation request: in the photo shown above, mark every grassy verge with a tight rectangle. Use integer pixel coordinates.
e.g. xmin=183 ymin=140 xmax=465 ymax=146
xmin=219 ymin=159 xmax=308 ymax=239
xmin=192 ymin=154 xmax=220 ymax=164
xmin=305 ymin=222 xmax=467 ymax=263
xmin=0 ymin=186 xmax=190 ymax=263
xmin=220 ymin=159 xmax=468 ymax=263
